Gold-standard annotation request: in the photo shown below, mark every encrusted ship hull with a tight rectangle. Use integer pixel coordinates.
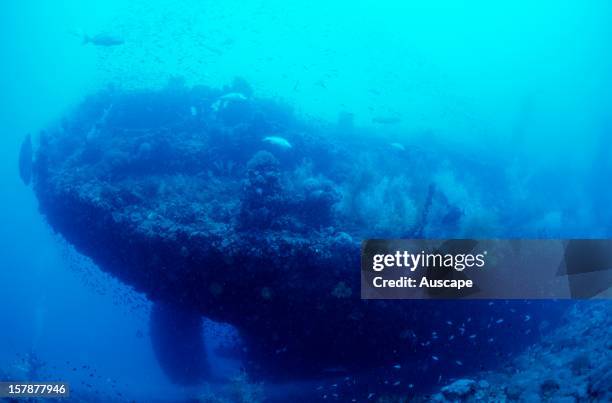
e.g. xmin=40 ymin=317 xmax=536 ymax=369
xmin=29 ymin=80 xmax=537 ymax=382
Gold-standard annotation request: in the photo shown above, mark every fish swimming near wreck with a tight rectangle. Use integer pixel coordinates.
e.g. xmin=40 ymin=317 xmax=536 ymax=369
xmin=211 ymin=92 xmax=248 ymax=112
xmin=70 ymin=30 xmax=124 ymax=46
xmin=83 ymin=33 xmax=124 ymax=46
xmin=263 ymin=136 xmax=292 ymax=149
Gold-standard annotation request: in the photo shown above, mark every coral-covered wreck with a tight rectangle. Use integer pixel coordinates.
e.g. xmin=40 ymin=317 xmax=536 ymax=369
xmin=23 ymin=78 xmax=540 ymax=386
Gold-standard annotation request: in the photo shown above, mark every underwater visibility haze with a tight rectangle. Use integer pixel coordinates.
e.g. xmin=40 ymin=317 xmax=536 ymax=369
xmin=1 ymin=0 xmax=611 ymax=401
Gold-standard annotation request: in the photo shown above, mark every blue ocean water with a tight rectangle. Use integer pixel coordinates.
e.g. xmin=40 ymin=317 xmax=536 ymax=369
xmin=1 ymin=1 xmax=611 ymax=401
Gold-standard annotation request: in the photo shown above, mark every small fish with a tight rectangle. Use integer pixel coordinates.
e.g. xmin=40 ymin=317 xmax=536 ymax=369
xmin=409 ymin=384 xmax=414 ymax=388
xmin=220 ymin=92 xmax=248 ymax=102
xmin=393 ymin=381 xmax=401 ymax=386
xmin=432 ymin=355 xmax=439 ymax=361
xmin=469 ymin=334 xmax=477 ymax=339
xmin=368 ymin=393 xmax=375 ymax=399
xmin=455 ymin=360 xmax=463 ymax=366
xmin=263 ymin=136 xmax=292 ymax=149
xmin=524 ymin=315 xmax=531 ymax=321
xmin=392 ymin=364 xmax=401 ymax=369
xmin=390 ymin=142 xmax=405 ymax=151
xmin=496 ymin=318 xmax=504 ymax=324
xmin=211 ymin=92 xmax=248 ymax=112
xmin=190 ymin=106 xmax=197 ymax=116
xmin=82 ymin=33 xmax=124 ymax=46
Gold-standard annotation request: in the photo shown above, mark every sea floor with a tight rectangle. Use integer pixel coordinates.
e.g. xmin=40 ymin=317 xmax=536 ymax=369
xmin=411 ymin=301 xmax=611 ymax=403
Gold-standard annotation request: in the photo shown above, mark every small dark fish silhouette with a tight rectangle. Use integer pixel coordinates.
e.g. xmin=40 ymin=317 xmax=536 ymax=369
xmin=18 ymin=134 xmax=32 ymax=185
xmin=83 ymin=33 xmax=124 ymax=47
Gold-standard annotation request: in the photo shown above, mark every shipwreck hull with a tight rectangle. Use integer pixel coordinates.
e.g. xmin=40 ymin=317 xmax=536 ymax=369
xmin=30 ymin=81 xmax=546 ymax=379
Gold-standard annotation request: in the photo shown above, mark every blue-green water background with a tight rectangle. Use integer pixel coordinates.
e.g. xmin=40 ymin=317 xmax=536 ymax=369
xmin=0 ymin=0 xmax=611 ymax=400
